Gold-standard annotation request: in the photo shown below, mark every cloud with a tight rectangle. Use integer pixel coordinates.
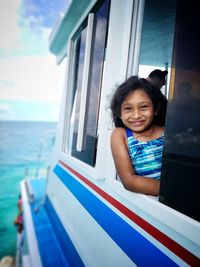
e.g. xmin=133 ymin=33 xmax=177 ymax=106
xmin=20 ymin=0 xmax=69 ymax=28
xmin=0 ymin=80 xmax=15 ymax=87
xmin=0 ymin=0 xmax=70 ymax=57
xmin=0 ymin=103 xmax=11 ymax=111
xmin=0 ymin=54 xmax=66 ymax=102
xmin=18 ymin=0 xmax=71 ymax=56
xmin=0 ymin=0 xmax=70 ymax=121
xmin=0 ymin=0 xmax=21 ymax=53
xmin=0 ymin=102 xmax=15 ymax=120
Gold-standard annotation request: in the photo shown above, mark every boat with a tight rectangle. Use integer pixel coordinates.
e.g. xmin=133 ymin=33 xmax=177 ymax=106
xmin=19 ymin=0 xmax=200 ymax=266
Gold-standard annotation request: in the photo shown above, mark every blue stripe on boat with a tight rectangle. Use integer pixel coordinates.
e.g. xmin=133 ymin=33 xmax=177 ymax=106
xmin=54 ymin=164 xmax=178 ymax=267
xmin=30 ymin=178 xmax=70 ymax=267
xmin=45 ymin=197 xmax=85 ymax=267
xmin=30 ymin=178 xmax=84 ymax=267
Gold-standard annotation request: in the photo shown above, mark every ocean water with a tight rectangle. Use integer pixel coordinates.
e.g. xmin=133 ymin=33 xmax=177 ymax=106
xmin=0 ymin=121 xmax=57 ymax=260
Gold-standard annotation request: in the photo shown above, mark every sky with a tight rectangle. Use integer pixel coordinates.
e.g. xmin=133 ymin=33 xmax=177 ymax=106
xmin=0 ymin=0 xmax=71 ymax=121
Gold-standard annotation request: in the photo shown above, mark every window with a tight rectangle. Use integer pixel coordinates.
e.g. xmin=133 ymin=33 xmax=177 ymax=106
xmin=115 ymin=0 xmax=177 ymax=184
xmin=138 ymin=0 xmax=177 ymax=97
xmin=65 ymin=0 xmax=110 ymax=166
xmin=159 ymin=0 xmax=200 ymax=222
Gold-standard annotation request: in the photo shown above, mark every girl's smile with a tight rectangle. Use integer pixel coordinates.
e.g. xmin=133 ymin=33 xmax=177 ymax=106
xmin=120 ymin=89 xmax=154 ymax=133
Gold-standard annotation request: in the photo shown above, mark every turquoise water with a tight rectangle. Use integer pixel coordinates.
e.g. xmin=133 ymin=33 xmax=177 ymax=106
xmin=0 ymin=121 xmax=57 ymax=259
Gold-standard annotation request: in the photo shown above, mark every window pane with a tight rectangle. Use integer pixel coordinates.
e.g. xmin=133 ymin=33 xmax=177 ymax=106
xmin=67 ymin=0 xmax=110 ymax=166
xmin=83 ymin=0 xmax=110 ymax=165
xmin=68 ymin=27 xmax=87 ymax=152
xmin=71 ymin=29 xmax=86 ymax=137
xmin=138 ymin=0 xmax=177 ymax=96
xmin=159 ymin=0 xmax=200 ymax=221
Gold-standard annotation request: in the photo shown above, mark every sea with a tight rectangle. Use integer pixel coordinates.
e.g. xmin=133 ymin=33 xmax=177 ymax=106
xmin=0 ymin=120 xmax=57 ymax=260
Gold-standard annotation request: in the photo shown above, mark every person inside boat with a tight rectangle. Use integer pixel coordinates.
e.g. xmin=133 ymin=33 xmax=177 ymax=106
xmin=147 ymin=69 xmax=168 ymax=91
xmin=110 ymin=76 xmax=166 ymax=196
xmin=146 ymin=69 xmax=168 ymax=126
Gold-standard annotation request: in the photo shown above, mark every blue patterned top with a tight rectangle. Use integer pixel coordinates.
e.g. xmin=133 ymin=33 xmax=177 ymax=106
xmin=125 ymin=128 xmax=164 ymax=179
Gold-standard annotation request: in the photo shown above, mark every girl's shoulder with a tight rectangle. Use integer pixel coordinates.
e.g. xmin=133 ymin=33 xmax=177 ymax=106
xmin=111 ymin=127 xmax=129 ymax=150
xmin=111 ymin=127 xmax=126 ymax=135
xmin=111 ymin=127 xmax=127 ymax=141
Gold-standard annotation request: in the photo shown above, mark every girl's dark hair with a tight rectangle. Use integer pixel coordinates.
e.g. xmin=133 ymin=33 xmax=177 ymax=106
xmin=110 ymin=75 xmax=167 ymax=127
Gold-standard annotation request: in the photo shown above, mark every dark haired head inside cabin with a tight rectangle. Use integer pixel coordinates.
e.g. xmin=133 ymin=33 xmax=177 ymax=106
xmin=148 ymin=69 xmax=168 ymax=90
xmin=110 ymin=76 xmax=166 ymax=128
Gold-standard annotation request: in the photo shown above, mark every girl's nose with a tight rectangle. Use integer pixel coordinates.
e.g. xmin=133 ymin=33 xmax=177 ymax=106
xmin=132 ymin=109 xmax=141 ymax=119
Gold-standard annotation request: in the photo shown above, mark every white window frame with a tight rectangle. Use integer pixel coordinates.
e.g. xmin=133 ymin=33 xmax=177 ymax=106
xmin=76 ymin=13 xmax=94 ymax=152
xmin=60 ymin=0 xmax=109 ymax=181
xmin=94 ymin=0 xmax=145 ymax=182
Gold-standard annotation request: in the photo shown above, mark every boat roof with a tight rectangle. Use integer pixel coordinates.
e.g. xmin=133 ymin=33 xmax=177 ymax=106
xmin=49 ymin=0 xmax=93 ymax=58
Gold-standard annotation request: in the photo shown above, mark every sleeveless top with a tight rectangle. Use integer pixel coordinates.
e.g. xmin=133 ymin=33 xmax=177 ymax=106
xmin=125 ymin=128 xmax=164 ymax=179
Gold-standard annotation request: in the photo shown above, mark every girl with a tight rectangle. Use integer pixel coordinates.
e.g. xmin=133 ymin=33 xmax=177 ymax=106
xmin=110 ymin=76 xmax=166 ymax=196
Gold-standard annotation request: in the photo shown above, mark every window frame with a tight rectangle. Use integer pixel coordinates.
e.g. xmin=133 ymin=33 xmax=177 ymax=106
xmin=60 ymin=0 xmax=110 ymax=180
xmin=76 ymin=13 xmax=94 ymax=152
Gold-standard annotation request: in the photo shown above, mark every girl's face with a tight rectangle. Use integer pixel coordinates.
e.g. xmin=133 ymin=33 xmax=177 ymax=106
xmin=120 ymin=89 xmax=154 ymax=133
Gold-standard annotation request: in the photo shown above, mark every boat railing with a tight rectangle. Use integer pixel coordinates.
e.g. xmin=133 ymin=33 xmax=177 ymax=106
xmin=34 ymin=129 xmax=55 ymax=179
xmin=24 ymin=129 xmax=55 ymax=204
xmin=24 ymin=168 xmax=35 ymax=204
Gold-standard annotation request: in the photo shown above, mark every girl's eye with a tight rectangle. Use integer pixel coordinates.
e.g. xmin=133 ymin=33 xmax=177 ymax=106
xmin=140 ymin=105 xmax=149 ymax=110
xmin=124 ymin=106 xmax=132 ymax=111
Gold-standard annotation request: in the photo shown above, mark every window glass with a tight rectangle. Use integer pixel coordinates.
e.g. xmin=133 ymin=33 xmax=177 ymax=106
xmin=138 ymin=0 xmax=177 ymax=97
xmin=67 ymin=27 xmax=87 ymax=152
xmin=159 ymin=0 xmax=200 ymax=222
xmin=66 ymin=0 xmax=110 ymax=166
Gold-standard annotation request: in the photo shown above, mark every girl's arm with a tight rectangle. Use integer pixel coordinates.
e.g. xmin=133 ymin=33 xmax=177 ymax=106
xmin=111 ymin=128 xmax=160 ymax=196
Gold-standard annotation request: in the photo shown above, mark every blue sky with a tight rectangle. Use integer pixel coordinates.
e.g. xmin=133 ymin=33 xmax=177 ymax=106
xmin=0 ymin=0 xmax=71 ymax=121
